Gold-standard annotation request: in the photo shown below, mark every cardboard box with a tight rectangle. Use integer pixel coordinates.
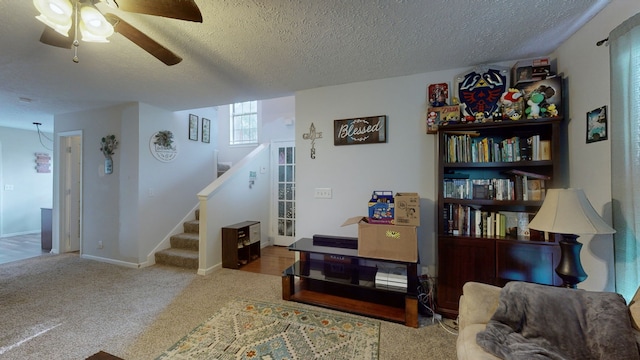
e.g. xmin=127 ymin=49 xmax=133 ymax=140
xmin=394 ymin=192 xmax=421 ymax=226
xmin=342 ymin=216 xmax=418 ymax=262
xmin=368 ymin=190 xmax=394 ymax=224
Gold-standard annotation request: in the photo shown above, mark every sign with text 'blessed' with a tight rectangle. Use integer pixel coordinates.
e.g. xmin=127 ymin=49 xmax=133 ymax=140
xmin=333 ymin=115 xmax=387 ymax=146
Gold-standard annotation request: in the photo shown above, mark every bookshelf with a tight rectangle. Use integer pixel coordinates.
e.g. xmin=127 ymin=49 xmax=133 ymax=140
xmin=436 ymin=118 xmax=567 ymax=318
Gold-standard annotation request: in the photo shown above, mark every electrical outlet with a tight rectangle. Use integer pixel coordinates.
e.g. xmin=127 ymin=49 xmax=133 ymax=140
xmin=314 ymin=188 xmax=332 ymax=199
xmin=98 ymin=241 xmax=103 ymax=249
xmin=4 ymin=184 xmax=14 ymax=191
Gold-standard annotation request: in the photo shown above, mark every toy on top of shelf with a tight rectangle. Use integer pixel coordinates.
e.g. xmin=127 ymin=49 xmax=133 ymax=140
xmin=500 ymin=88 xmax=524 ymax=120
xmin=526 ymin=91 xmax=546 ymax=119
xmin=515 ymin=77 xmax=562 ymax=119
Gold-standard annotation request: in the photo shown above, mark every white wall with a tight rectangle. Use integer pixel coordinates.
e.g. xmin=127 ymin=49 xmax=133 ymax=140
xmin=553 ymin=0 xmax=640 ymax=291
xmin=0 ymin=127 xmax=53 ymax=236
xmin=136 ymin=105 xmax=218 ymax=263
xmin=217 ymin=95 xmax=295 ymax=165
xmin=295 ymin=70 xmax=464 ymax=274
xmin=54 ymin=103 xmax=218 ymax=264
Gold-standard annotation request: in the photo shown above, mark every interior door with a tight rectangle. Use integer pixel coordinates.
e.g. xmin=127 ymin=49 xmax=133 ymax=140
xmin=272 ymin=141 xmax=296 ymax=246
xmin=62 ymin=135 xmax=81 ymax=252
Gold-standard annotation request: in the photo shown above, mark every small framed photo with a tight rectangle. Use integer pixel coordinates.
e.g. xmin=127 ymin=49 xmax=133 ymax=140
xmin=188 ymin=114 xmax=198 ymax=141
xmin=586 ymin=106 xmax=608 ymax=143
xmin=201 ymin=118 xmax=210 ymax=143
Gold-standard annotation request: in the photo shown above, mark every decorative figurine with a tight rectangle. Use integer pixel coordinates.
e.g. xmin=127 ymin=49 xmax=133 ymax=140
xmin=500 ymin=88 xmax=524 ymax=121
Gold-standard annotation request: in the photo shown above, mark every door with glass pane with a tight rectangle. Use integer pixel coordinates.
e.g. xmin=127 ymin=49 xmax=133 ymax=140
xmin=272 ymin=142 xmax=296 ymax=246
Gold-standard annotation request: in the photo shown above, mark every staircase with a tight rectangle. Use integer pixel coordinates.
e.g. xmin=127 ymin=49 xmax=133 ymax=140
xmin=154 ymin=210 xmax=200 ymax=269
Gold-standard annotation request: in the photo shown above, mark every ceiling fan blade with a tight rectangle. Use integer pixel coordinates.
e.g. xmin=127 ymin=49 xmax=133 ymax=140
xmin=104 ymin=13 xmax=182 ymax=66
xmin=103 ymin=0 xmax=203 ymax=22
xmin=39 ymin=26 xmax=73 ymax=49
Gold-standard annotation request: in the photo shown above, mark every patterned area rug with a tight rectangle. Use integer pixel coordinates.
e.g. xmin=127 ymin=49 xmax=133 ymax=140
xmin=156 ymin=299 xmax=380 ymax=359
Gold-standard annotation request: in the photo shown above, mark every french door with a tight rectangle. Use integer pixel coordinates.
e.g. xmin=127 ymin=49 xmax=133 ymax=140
xmin=272 ymin=141 xmax=296 ymax=246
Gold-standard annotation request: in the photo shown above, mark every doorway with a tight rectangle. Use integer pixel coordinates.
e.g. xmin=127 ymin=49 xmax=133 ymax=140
xmin=58 ymin=132 xmax=82 ymax=253
xmin=271 ymin=141 xmax=296 ymax=246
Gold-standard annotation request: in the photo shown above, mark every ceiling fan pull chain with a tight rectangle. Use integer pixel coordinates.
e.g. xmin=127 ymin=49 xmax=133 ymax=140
xmin=72 ymin=0 xmax=79 ymax=63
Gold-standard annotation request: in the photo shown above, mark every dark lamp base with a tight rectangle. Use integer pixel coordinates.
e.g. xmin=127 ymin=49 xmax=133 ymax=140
xmin=555 ymin=234 xmax=587 ymax=288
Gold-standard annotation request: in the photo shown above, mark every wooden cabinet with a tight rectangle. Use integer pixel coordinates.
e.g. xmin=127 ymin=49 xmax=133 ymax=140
xmin=222 ymin=221 xmax=261 ymax=269
xmin=282 ymin=237 xmax=419 ymax=327
xmin=436 ymin=118 xmax=567 ymax=318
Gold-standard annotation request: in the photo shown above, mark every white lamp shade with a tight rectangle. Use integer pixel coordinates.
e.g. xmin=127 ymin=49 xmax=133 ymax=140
xmin=33 ymin=0 xmax=73 ymax=36
xmin=528 ymin=188 xmax=616 ymax=235
xmin=79 ymin=6 xmax=114 ymax=42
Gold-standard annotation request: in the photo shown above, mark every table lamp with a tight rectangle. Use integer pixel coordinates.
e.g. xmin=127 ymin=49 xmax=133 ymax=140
xmin=528 ymin=188 xmax=616 ymax=288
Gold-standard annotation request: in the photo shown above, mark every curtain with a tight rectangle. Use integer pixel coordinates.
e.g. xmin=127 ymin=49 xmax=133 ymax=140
xmin=610 ymin=12 xmax=640 ymax=301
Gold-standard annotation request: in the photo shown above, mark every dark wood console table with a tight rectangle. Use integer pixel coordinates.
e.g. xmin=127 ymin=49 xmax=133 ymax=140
xmin=282 ymin=237 xmax=419 ymax=327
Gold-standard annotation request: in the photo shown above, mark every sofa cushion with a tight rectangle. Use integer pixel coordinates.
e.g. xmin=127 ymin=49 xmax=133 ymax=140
xmin=458 ymin=282 xmax=501 ymax=329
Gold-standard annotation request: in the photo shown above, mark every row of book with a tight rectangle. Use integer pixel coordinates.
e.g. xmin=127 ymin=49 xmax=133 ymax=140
xmin=444 ymin=133 xmax=551 ymax=163
xmin=443 ymin=176 xmax=546 ymax=201
xmin=443 ymin=205 xmax=547 ymax=241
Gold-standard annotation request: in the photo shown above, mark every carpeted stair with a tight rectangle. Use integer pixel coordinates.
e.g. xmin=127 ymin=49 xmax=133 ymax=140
xmin=154 ymin=210 xmax=200 ymax=269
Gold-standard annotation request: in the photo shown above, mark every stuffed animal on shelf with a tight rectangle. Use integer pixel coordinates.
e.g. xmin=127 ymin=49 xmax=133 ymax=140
xmin=500 ymin=88 xmax=524 ymax=120
xmin=526 ymin=91 xmax=547 ymax=119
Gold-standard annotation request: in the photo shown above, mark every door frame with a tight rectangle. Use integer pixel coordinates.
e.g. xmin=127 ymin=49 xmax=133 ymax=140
xmin=54 ymin=130 xmax=82 ymax=254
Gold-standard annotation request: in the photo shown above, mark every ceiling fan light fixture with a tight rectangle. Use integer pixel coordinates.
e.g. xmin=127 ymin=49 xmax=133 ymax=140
xmin=79 ymin=5 xmax=114 ymax=42
xmin=33 ymin=0 xmax=73 ymax=36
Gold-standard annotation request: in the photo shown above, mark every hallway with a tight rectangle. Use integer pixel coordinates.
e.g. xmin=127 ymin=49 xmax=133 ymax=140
xmin=0 ymin=233 xmax=48 ymax=265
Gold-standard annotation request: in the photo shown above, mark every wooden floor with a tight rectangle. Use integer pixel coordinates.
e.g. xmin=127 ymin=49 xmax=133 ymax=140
xmin=0 ymin=234 xmax=294 ymax=276
xmin=0 ymin=233 xmax=48 ymax=265
xmin=239 ymin=245 xmax=295 ymax=276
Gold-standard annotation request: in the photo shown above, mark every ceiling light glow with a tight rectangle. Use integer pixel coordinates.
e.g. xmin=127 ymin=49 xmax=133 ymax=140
xmin=80 ymin=6 xmax=114 ymax=42
xmin=33 ymin=0 xmax=73 ymax=36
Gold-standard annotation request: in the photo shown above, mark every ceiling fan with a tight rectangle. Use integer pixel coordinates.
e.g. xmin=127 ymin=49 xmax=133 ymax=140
xmin=33 ymin=0 xmax=202 ymax=66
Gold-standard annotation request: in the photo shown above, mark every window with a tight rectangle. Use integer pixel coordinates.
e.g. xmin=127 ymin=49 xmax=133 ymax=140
xmin=230 ymin=101 xmax=258 ymax=145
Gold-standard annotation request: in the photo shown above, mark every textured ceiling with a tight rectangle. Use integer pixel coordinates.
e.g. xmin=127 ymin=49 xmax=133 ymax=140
xmin=0 ymin=0 xmax=609 ymax=133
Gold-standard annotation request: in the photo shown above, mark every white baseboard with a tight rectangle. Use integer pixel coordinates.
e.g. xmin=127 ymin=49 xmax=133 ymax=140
xmin=197 ymin=262 xmax=222 ymax=275
xmin=81 ymin=254 xmax=141 ymax=268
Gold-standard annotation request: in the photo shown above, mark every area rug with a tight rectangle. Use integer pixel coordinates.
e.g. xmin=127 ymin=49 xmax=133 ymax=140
xmin=156 ymin=299 xmax=380 ymax=359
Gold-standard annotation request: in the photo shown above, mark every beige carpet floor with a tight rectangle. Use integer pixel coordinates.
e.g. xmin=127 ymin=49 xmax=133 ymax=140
xmin=0 ymin=253 xmax=457 ymax=359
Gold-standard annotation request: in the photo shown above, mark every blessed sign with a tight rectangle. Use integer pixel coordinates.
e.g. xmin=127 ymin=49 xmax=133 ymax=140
xmin=334 ymin=115 xmax=387 ymax=146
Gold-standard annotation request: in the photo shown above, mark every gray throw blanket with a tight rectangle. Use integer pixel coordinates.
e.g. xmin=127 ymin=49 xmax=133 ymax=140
xmin=476 ymin=282 xmax=640 ymax=360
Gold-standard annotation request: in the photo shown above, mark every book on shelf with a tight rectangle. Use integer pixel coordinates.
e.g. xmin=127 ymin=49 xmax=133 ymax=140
xmin=527 ymin=179 xmax=546 ymax=201
xmin=445 ymin=132 xmax=550 ymax=164
xmin=539 ymin=140 xmax=551 ymax=160
xmin=444 ymin=205 xmax=511 ymax=238
xmin=517 ymin=212 xmax=531 ymax=239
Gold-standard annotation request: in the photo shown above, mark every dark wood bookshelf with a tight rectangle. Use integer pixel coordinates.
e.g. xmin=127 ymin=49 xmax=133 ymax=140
xmin=436 ymin=117 xmax=567 ymax=318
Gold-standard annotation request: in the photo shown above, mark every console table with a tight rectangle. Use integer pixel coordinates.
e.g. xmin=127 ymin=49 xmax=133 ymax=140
xmin=282 ymin=237 xmax=419 ymax=327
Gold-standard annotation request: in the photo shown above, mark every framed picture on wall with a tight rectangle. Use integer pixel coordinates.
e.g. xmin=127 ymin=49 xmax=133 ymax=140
xmin=189 ymin=114 xmax=198 ymax=141
xmin=202 ymin=118 xmax=210 ymax=143
xmin=586 ymin=106 xmax=608 ymax=143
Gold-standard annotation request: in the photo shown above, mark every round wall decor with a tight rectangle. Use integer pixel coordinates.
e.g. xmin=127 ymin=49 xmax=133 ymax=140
xmin=149 ymin=131 xmax=178 ymax=162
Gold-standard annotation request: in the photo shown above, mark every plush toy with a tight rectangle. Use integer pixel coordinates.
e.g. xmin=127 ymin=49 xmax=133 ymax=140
xmin=501 ymin=88 xmax=523 ymax=120
xmin=526 ymin=91 xmax=546 ymax=119
xmin=547 ymin=104 xmax=558 ymax=117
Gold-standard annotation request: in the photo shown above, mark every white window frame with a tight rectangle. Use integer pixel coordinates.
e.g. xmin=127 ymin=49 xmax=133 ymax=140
xmin=229 ymin=101 xmax=259 ymax=145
